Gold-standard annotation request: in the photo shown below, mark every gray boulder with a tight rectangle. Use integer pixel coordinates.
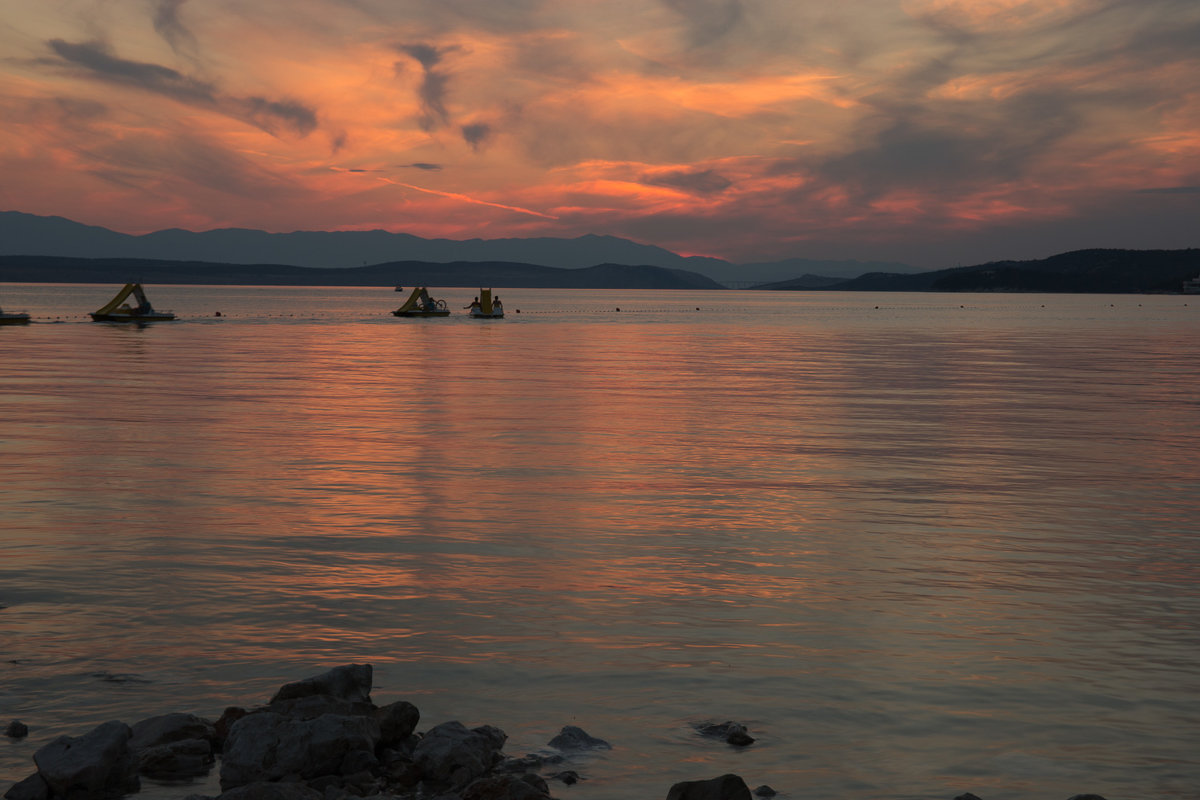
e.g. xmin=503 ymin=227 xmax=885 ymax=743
xmin=130 ymin=712 xmax=217 ymax=779
xmin=695 ymin=722 xmax=754 ymax=747
xmin=3 ymin=774 xmax=49 ymax=800
xmin=33 ymin=720 xmax=140 ymax=800
xmin=461 ymin=774 xmax=551 ymax=800
xmin=267 ymin=696 xmax=376 ymax=721
xmin=413 ymin=721 xmax=508 ymax=788
xmin=217 ymin=783 xmax=324 ymax=800
xmin=547 ymin=726 xmax=610 ymax=750
xmin=269 ymin=664 xmax=373 ymax=705
xmin=130 ymin=713 xmax=216 ymax=750
xmin=666 ymin=774 xmax=752 ymax=800
xmin=137 ymin=738 xmax=214 ymax=780
xmin=219 ymin=712 xmax=381 ymax=790
xmin=375 ymin=701 xmax=420 ymax=748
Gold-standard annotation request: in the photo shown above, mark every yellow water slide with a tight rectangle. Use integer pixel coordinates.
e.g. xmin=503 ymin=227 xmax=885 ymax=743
xmin=394 ymin=286 xmax=430 ymax=314
xmin=93 ymin=283 xmax=151 ymax=316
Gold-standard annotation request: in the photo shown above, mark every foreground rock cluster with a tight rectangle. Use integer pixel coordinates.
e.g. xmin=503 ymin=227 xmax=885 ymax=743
xmin=2 ymin=665 xmax=1112 ymax=800
xmin=2 ymin=665 xmax=742 ymax=800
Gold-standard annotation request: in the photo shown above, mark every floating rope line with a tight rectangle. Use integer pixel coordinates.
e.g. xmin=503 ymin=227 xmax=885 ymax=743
xmin=513 ymin=306 xmax=711 ymax=314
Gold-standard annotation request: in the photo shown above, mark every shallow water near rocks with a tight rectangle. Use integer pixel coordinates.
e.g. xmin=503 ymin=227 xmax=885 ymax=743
xmin=2 ymin=285 xmax=1199 ymax=800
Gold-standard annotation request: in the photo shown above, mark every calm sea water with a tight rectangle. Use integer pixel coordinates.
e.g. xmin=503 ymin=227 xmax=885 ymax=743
xmin=2 ymin=284 xmax=1199 ymax=800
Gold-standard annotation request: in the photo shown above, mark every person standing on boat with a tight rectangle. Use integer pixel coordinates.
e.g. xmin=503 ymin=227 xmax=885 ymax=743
xmin=465 ymin=297 xmax=480 ymax=311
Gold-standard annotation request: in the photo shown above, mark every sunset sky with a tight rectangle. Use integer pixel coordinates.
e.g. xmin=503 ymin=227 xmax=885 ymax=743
xmin=1 ymin=0 xmax=1197 ymax=267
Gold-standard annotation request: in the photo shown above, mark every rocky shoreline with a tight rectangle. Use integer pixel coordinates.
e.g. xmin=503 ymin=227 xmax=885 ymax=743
xmin=3 ymin=664 xmax=1110 ymax=800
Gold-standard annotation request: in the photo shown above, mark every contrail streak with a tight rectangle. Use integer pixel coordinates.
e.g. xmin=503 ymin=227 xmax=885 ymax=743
xmin=382 ymin=177 xmax=558 ymax=219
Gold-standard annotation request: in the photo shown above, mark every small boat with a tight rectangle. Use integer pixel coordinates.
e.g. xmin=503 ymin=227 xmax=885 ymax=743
xmin=0 ymin=307 xmax=31 ymax=325
xmin=466 ymin=288 xmax=504 ymax=319
xmin=91 ymin=283 xmax=176 ymax=322
xmin=395 ymin=285 xmax=404 ymax=292
xmin=1184 ymin=275 xmax=1200 ymax=294
xmin=393 ymin=286 xmax=450 ymax=317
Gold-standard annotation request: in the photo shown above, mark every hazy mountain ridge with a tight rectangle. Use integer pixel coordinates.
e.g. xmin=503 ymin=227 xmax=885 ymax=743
xmin=7 ymin=213 xmax=1193 ymax=292
xmin=0 ymin=255 xmax=725 ymax=290
xmin=0 ymin=211 xmax=728 ymax=273
xmin=0 ymin=211 xmax=916 ymax=284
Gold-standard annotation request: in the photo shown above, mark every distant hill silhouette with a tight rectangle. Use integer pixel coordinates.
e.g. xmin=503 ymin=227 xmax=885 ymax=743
xmin=752 ymin=274 xmax=852 ymax=289
xmin=0 ymin=211 xmax=728 ymax=273
xmin=764 ymin=249 xmax=1200 ymax=293
xmin=0 ymin=211 xmax=918 ymax=285
xmin=734 ymin=257 xmax=922 ymax=283
xmin=0 ymin=255 xmax=725 ymax=290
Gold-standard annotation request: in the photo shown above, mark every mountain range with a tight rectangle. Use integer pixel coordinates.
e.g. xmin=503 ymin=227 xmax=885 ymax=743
xmin=2 ymin=212 xmax=1196 ymax=292
xmin=0 ymin=211 xmax=918 ymax=284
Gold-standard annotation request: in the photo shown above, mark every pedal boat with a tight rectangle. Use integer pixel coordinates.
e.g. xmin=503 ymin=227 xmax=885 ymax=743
xmin=91 ymin=283 xmax=176 ymax=322
xmin=0 ymin=308 xmax=31 ymax=325
xmin=467 ymin=288 xmax=504 ymax=318
xmin=393 ymin=286 xmax=450 ymax=317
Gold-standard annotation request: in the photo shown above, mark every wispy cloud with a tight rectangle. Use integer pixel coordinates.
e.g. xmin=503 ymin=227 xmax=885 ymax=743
xmin=461 ymin=122 xmax=492 ymax=151
xmin=642 ymin=167 xmax=732 ymax=195
xmin=46 ymin=38 xmax=317 ymax=138
xmin=152 ymin=0 xmax=198 ymax=58
xmin=48 ymin=38 xmax=215 ymax=102
xmin=395 ymin=42 xmax=457 ymax=130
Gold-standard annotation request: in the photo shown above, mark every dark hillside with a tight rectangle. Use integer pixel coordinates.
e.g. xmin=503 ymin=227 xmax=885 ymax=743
xmin=0 ymin=255 xmax=724 ymax=290
xmin=808 ymin=249 xmax=1200 ymax=293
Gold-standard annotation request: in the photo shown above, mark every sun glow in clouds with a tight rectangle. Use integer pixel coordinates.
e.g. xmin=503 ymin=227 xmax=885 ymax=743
xmin=0 ymin=0 xmax=1197 ymax=265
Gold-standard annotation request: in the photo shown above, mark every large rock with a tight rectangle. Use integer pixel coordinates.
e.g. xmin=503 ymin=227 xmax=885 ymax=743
xmin=547 ymin=726 xmax=610 ymax=750
xmin=217 ymin=782 xmax=324 ymax=800
xmin=412 ymin=721 xmax=507 ymax=788
xmin=694 ymin=722 xmax=754 ymax=747
xmin=33 ymin=720 xmax=140 ymax=800
xmin=666 ymin=774 xmax=752 ymax=800
xmin=267 ymin=696 xmax=375 ymax=721
xmin=3 ymin=774 xmax=49 ymax=800
xmin=461 ymin=773 xmax=551 ymax=800
xmin=213 ymin=707 xmax=248 ymax=751
xmin=137 ymin=738 xmax=214 ymax=780
xmin=130 ymin=713 xmax=216 ymax=750
xmin=219 ymin=712 xmax=381 ymax=790
xmin=375 ymin=701 xmax=420 ymax=748
xmin=129 ymin=712 xmax=217 ymax=779
xmin=268 ymin=664 xmax=373 ymax=705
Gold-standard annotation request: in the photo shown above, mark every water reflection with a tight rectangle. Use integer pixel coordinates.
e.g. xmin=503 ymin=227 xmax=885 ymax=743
xmin=1 ymin=289 xmax=1198 ymax=798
